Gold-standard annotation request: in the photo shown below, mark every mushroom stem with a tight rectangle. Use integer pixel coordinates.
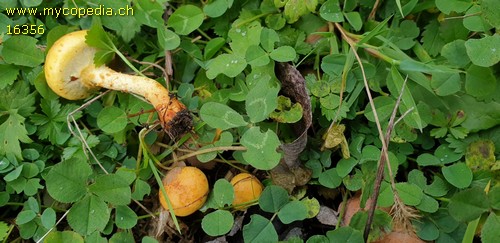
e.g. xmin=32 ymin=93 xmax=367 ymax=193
xmin=82 ymin=65 xmax=187 ymax=132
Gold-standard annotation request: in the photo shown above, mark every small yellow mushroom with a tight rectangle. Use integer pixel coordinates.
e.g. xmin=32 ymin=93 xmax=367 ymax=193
xmin=158 ymin=166 xmax=209 ymax=217
xmin=231 ymin=173 xmax=263 ymax=210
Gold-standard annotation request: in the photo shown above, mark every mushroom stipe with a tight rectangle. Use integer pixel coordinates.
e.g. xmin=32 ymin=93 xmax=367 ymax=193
xmin=44 ymin=30 xmax=192 ymax=138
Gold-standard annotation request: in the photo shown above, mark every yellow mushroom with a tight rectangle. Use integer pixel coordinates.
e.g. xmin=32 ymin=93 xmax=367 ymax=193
xmin=44 ymin=30 xmax=191 ymax=137
xmin=231 ymin=173 xmax=263 ymax=210
xmin=158 ymin=166 xmax=209 ymax=216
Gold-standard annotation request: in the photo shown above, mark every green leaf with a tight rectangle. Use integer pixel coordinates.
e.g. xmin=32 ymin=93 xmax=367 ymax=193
xmin=360 ymin=145 xmax=380 ymax=163
xmin=46 ymin=158 xmax=92 ymax=203
xmin=41 ymin=208 xmax=56 ymax=229
xmin=204 ymin=37 xmax=226 ymax=60
xmin=202 ymin=210 xmax=234 ymax=236
xmin=86 ymin=231 xmax=107 ymax=242
xmin=277 ymin=200 xmax=308 ymax=224
xmin=320 ymin=93 xmax=340 ymax=110
xmin=441 ymin=40 xmax=470 ymax=68
xmin=416 ymin=153 xmax=442 ymax=166
xmin=321 ymin=54 xmax=346 ymax=77
xmin=465 ymin=34 xmax=500 ymax=67
xmin=206 ymin=53 xmax=247 ymax=79
xmin=88 ymin=174 xmax=132 ymax=205
xmin=241 ymin=127 xmax=281 ymax=170
xmin=1 ymin=35 xmax=44 ymax=67
xmin=16 ymin=210 xmax=36 ymax=225
xmin=4 ymin=165 xmax=23 ymax=182
xmin=109 ymin=231 xmax=135 ymax=243
xmin=445 ymin=95 xmax=500 ymax=131
xmin=270 ymin=96 xmax=303 ymax=123
xmin=431 ymin=71 xmax=461 ymax=96
xmin=489 ymin=187 xmax=500 ymax=210
xmin=392 ymin=20 xmax=420 ymax=50
xmin=265 ymin=14 xmax=286 ymax=30
xmin=245 ymin=79 xmax=279 ymax=123
xmin=158 ymin=27 xmax=180 ymax=51
xmin=141 ymin=236 xmax=158 ymax=243
xmin=0 ymin=82 xmax=35 ymax=159
xmin=31 ymin=99 xmax=80 ymax=145
xmin=260 ymin=28 xmax=279 ymax=53
xmin=44 ymin=231 xmax=84 ymax=243
xmin=301 ymin=197 xmax=320 ymax=218
xmin=425 ymin=176 xmax=451 ymax=197
xmin=326 ymin=226 xmax=364 ymax=242
xmin=0 ymin=114 xmax=32 ymax=160
xmin=131 ymin=179 xmax=151 ymax=201
xmin=434 ymin=144 xmax=463 ymax=164
xmin=85 ymin=18 xmax=116 ymax=66
xmin=364 ymin=96 xmax=395 ymax=123
xmin=203 ymin=0 xmax=231 ymax=18
xmin=67 ymin=194 xmax=110 ymax=235
xmin=318 ymin=168 xmax=342 ymax=189
xmin=416 ymin=194 xmax=439 ymax=213
xmin=259 ymin=185 xmax=289 ymax=213
xmin=0 ymin=64 xmax=19 ymax=89
xmin=389 ymin=66 xmax=424 ymax=131
xmin=269 ymin=46 xmax=296 ymax=62
xmin=228 ymin=21 xmax=263 ymax=57
xmin=442 ymin=163 xmax=472 ymax=189
xmin=283 ymin=0 xmax=309 ymax=23
xmin=336 ymin=158 xmax=358 ymax=177
xmin=421 ymin=20 xmax=445 ymax=57
xmin=344 ymin=12 xmax=362 ymax=31
xmin=0 ymin=192 xmax=9 ymax=207
xmin=307 ymin=235 xmax=329 ymax=242
xmin=463 ymin=7 xmax=491 ymax=32
xmin=115 ymin=205 xmax=138 ymax=229
xmin=24 ymin=178 xmax=43 ymax=196
xmin=319 ymin=0 xmax=344 ymax=22
xmin=415 ymin=218 xmax=440 ymax=241
xmin=0 ymin=221 xmax=9 ymax=241
xmin=448 ymin=187 xmax=489 ymax=222
xmin=97 ymin=106 xmax=128 ymax=134
xmin=481 ymin=0 xmax=500 ymax=28
xmin=243 ymin=214 xmax=278 ymax=243
xmin=481 ymin=213 xmax=500 ymax=243
xmin=168 ymin=5 xmax=204 ymax=35
xmin=99 ymin=0 xmax=140 ymax=42
xmin=200 ymin=102 xmax=247 ymax=130
xmin=212 ymin=179 xmax=235 ymax=208
xmin=133 ymin=0 xmax=165 ymax=28
xmin=435 ymin=0 xmax=472 ymax=14
xmin=246 ymin=45 xmax=270 ymax=67
xmin=395 ymin=182 xmax=423 ymax=206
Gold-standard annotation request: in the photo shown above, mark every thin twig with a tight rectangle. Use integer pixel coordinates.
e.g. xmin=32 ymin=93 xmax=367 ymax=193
xmin=365 ymin=76 xmax=413 ymax=240
xmin=333 ymin=23 xmax=393 ymax=241
xmin=36 ymin=209 xmax=70 ymax=243
xmin=444 ymin=12 xmax=481 ymax=20
xmin=368 ymin=0 xmax=381 ymax=20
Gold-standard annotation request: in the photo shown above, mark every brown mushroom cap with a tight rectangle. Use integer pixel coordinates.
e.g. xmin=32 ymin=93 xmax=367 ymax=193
xmin=44 ymin=30 xmax=98 ymax=100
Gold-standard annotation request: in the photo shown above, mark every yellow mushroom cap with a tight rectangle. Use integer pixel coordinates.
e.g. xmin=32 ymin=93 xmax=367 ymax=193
xmin=231 ymin=173 xmax=263 ymax=210
xmin=159 ymin=166 xmax=209 ymax=217
xmin=44 ymin=30 xmax=98 ymax=100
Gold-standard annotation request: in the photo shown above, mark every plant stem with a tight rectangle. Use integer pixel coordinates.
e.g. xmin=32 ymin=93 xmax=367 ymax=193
xmin=162 ymin=146 xmax=247 ymax=164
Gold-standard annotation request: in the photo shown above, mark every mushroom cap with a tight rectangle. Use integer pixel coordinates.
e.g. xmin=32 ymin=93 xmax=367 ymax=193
xmin=44 ymin=30 xmax=98 ymax=100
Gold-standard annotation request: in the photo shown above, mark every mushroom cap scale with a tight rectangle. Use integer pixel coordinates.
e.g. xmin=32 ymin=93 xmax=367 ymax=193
xmin=45 ymin=30 xmax=98 ymax=100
